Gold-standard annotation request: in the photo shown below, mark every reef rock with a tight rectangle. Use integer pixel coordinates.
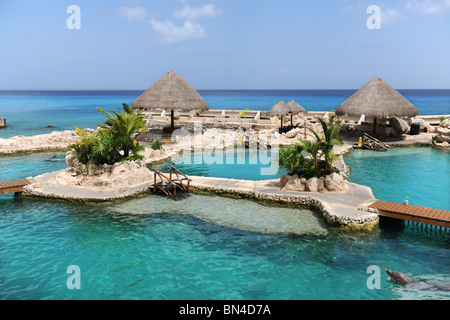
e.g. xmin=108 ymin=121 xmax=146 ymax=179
xmin=390 ymin=117 xmax=409 ymax=134
xmin=306 ymin=177 xmax=318 ymax=192
xmin=317 ymin=177 xmax=325 ymax=192
xmin=324 ymin=173 xmax=345 ymax=192
xmin=441 ymin=118 xmax=450 ymax=128
xmin=57 ymin=152 xmax=154 ymax=189
xmin=436 ymin=127 xmax=450 ymax=136
xmin=278 ymin=174 xmax=291 ymax=188
xmin=284 ymin=174 xmax=306 ymax=191
xmin=285 ymin=128 xmax=302 ymax=139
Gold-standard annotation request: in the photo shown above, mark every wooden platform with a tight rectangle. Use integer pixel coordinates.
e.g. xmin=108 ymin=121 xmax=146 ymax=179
xmin=0 ymin=179 xmax=32 ymax=196
xmin=369 ymin=200 xmax=450 ymax=228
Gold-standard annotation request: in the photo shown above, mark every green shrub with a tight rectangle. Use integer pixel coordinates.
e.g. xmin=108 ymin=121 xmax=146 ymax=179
xmin=279 ymin=115 xmax=343 ymax=178
xmin=150 ymin=137 xmax=163 ymax=150
xmin=69 ymin=103 xmax=147 ymax=168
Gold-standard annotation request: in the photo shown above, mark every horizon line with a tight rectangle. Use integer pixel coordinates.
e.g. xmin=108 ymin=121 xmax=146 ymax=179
xmin=1 ymin=88 xmax=449 ymax=92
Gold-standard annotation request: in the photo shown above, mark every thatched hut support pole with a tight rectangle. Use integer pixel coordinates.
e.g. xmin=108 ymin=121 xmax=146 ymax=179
xmin=304 ymin=119 xmax=307 ymax=138
xmin=373 ymin=118 xmax=377 ymax=135
xmin=170 ymin=109 xmax=175 ymax=128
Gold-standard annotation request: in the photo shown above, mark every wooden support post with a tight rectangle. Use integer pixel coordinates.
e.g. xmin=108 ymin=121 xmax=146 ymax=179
xmin=304 ymin=119 xmax=306 ymax=139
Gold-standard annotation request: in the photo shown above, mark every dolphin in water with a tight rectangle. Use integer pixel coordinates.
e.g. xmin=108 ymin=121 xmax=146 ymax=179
xmin=385 ymin=269 xmax=450 ymax=292
xmin=44 ymin=155 xmax=65 ymax=162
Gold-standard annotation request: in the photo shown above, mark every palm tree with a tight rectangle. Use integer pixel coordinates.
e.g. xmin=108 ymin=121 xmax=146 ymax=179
xmin=296 ymin=138 xmax=322 ymax=176
xmin=91 ymin=129 xmax=121 ymax=164
xmin=68 ymin=127 xmax=98 ymax=174
xmin=298 ymin=115 xmax=343 ymax=176
xmin=98 ymin=103 xmax=147 ymax=159
xmin=279 ymin=144 xmax=304 ymax=175
xmin=317 ymin=115 xmax=343 ymax=173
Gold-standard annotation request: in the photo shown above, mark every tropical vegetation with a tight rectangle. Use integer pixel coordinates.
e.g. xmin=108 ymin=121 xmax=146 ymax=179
xmin=69 ymin=103 xmax=147 ymax=171
xmin=279 ymin=115 xmax=343 ymax=178
xmin=150 ymin=137 xmax=163 ymax=150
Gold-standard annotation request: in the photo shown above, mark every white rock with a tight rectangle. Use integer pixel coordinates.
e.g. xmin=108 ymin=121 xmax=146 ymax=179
xmin=278 ymin=174 xmax=290 ymax=188
xmin=324 ymin=173 xmax=344 ymax=191
xmin=285 ymin=128 xmax=301 ymax=138
xmin=426 ymin=124 xmax=437 ymax=133
xmin=56 ymin=159 xmax=154 ymax=189
xmin=306 ymin=177 xmax=318 ymax=192
xmin=390 ymin=117 xmax=410 ymax=134
xmin=284 ymin=174 xmax=306 ymax=191
xmin=317 ymin=177 xmax=325 ymax=192
xmin=436 ymin=127 xmax=450 ymax=136
xmin=441 ymin=118 xmax=450 ymax=128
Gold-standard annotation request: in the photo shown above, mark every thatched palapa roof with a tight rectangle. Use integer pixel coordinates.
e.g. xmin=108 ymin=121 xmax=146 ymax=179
xmin=268 ymin=100 xmax=306 ymax=116
xmin=286 ymin=100 xmax=307 ymax=114
xmin=335 ymin=77 xmax=418 ymax=120
xmin=132 ymin=71 xmax=209 ymax=111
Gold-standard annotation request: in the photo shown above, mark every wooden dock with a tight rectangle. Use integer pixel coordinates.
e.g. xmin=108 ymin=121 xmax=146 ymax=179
xmin=369 ymin=200 xmax=450 ymax=228
xmin=0 ymin=179 xmax=32 ymax=197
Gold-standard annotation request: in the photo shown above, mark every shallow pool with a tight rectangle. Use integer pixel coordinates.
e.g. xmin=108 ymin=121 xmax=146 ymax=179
xmin=0 ymin=151 xmax=449 ymax=300
xmin=154 ymin=148 xmax=287 ymax=181
xmin=344 ymin=147 xmax=450 ymax=211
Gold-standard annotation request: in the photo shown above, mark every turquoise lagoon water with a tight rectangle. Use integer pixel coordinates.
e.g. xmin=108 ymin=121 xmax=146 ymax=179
xmin=1 ymin=90 xmax=449 ymax=300
xmin=0 ymin=150 xmax=449 ymax=300
xmin=155 ymin=148 xmax=287 ymax=181
xmin=1 ymin=90 xmax=449 ymax=139
xmin=344 ymin=147 xmax=450 ymax=211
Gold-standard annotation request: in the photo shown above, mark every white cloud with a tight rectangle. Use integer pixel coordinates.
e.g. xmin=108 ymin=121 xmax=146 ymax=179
xmin=173 ymin=4 xmax=223 ymax=20
xmin=118 ymin=6 xmax=148 ymax=21
xmin=406 ymin=0 xmax=450 ymax=15
xmin=149 ymin=19 xmax=206 ymax=44
xmin=119 ymin=3 xmax=223 ymax=44
xmin=381 ymin=8 xmax=404 ymax=25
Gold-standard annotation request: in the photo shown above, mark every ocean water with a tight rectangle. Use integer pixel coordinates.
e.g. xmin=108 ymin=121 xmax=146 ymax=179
xmin=1 ymin=90 xmax=449 ymax=139
xmin=0 ymin=91 xmax=449 ymax=300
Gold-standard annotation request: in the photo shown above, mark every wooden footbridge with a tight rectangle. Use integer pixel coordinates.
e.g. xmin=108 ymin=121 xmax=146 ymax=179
xmin=0 ymin=179 xmax=32 ymax=197
xmin=369 ymin=200 xmax=450 ymax=228
xmin=150 ymin=164 xmax=191 ymax=198
xmin=359 ymin=133 xmax=390 ymax=151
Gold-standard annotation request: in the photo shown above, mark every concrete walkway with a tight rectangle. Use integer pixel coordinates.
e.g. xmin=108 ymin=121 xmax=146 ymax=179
xmin=23 ymin=170 xmax=379 ymax=230
xmin=189 ymin=176 xmax=379 ymax=230
xmin=24 ymin=170 xmax=154 ymax=203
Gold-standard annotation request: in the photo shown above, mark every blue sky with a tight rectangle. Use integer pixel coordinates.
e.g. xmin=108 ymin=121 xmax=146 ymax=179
xmin=1 ymin=0 xmax=449 ymax=90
